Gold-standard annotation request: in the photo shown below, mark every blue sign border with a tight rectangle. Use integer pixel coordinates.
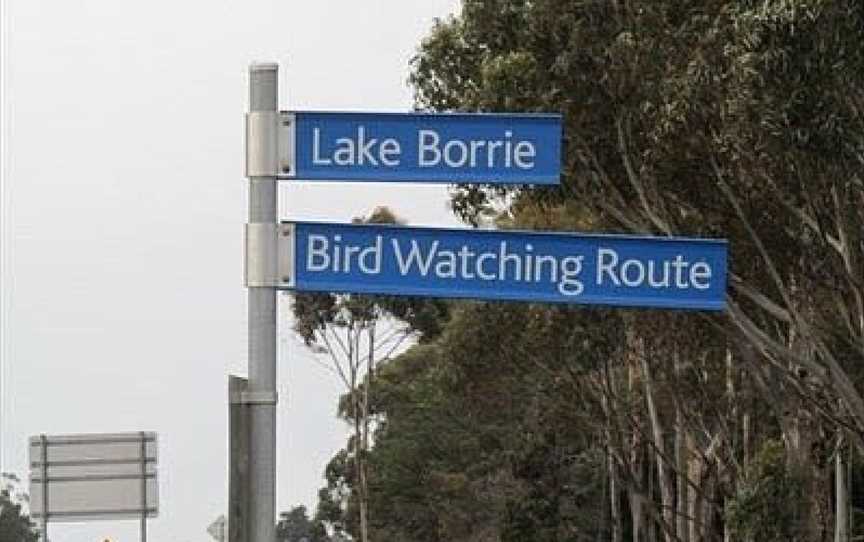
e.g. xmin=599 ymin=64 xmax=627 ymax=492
xmin=289 ymin=111 xmax=562 ymax=185
xmin=286 ymin=221 xmax=728 ymax=311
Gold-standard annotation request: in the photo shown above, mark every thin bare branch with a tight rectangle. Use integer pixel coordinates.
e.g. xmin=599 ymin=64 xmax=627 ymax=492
xmin=616 ymin=115 xmax=672 ymax=235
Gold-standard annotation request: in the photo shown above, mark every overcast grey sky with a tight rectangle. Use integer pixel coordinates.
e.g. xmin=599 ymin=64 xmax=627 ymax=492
xmin=2 ymin=1 xmax=462 ymax=540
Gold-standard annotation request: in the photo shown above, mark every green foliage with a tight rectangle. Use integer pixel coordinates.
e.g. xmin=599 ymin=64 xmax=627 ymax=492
xmin=315 ymin=450 xmax=355 ymax=537
xmin=0 ymin=474 xmax=39 ymax=542
xmin=726 ymin=440 xmax=807 ymax=541
xmin=276 ymin=505 xmax=329 ymax=542
xmin=316 ymin=302 xmax=617 ymax=541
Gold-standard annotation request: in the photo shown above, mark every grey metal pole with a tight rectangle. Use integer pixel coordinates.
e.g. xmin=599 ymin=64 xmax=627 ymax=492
xmin=247 ymin=62 xmax=279 ymax=542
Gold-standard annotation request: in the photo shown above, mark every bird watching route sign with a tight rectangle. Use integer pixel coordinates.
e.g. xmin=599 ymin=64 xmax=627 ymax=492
xmin=274 ymin=222 xmax=727 ymax=311
xmin=279 ymin=111 xmax=562 ymax=184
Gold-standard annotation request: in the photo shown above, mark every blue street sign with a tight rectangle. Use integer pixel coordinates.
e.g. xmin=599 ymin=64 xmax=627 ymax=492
xmin=283 ymin=111 xmax=562 ymax=184
xmin=280 ymin=222 xmax=728 ymax=311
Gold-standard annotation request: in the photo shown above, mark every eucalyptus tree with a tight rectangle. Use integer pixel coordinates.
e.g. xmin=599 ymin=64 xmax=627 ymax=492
xmin=407 ymin=0 xmax=864 ymax=539
xmin=293 ymin=206 xmax=449 ymax=542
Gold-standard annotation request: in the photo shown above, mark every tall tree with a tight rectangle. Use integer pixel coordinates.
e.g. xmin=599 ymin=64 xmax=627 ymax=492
xmin=295 ymin=207 xmax=449 ymax=542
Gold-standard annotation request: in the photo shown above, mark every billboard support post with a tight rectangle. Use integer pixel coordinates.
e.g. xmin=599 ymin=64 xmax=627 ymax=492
xmin=39 ymin=435 xmax=48 ymax=542
xmin=140 ymin=431 xmax=148 ymax=542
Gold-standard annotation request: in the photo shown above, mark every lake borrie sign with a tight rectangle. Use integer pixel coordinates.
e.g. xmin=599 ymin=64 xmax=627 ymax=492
xmin=281 ymin=111 xmax=562 ymax=184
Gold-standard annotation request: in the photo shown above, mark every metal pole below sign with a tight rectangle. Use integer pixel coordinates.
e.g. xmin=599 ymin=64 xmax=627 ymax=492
xmin=229 ymin=375 xmax=251 ymax=542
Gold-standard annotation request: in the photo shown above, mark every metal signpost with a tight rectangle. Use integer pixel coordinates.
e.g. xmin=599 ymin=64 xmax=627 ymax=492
xmin=245 ymin=63 xmax=280 ymax=542
xmin=229 ymin=375 xmax=251 ymax=542
xmin=28 ymin=432 xmax=158 ymax=542
xmin=241 ymin=61 xmax=727 ymax=542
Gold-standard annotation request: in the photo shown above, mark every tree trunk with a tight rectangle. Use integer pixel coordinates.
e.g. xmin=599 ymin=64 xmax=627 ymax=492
xmin=724 ymin=348 xmax=735 ymax=542
xmin=631 ymin=486 xmax=645 ymax=542
xmin=640 ymin=352 xmax=675 ymax=542
xmin=610 ymin=451 xmax=623 ymax=542
xmin=836 ymin=433 xmax=848 ymax=542
xmin=627 ymin=331 xmax=647 ymax=542
xmin=353 ymin=391 xmax=369 ymax=542
xmin=648 ymin=459 xmax=657 ymax=542
xmin=688 ymin=434 xmax=720 ymax=542
xmin=674 ymin=351 xmax=689 ymax=542
xmin=698 ymin=473 xmax=715 ymax=542
xmin=602 ymin=374 xmax=624 ymax=542
xmin=785 ymin=319 xmax=821 ymax=542
xmin=686 ymin=440 xmax=702 ymax=542
xmin=357 ymin=322 xmax=376 ymax=542
xmin=348 ymin=322 xmax=369 ymax=542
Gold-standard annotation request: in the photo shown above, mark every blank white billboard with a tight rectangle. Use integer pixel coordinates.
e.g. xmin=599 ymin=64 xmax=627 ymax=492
xmin=29 ymin=432 xmax=158 ymax=522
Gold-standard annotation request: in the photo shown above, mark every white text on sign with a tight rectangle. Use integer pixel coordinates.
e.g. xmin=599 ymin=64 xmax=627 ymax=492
xmin=305 ymin=234 xmax=715 ymax=297
xmin=312 ymin=127 xmax=537 ymax=170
